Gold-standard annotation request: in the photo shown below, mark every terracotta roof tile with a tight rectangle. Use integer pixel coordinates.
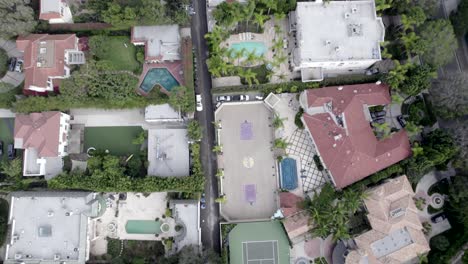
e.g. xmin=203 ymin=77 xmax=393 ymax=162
xmin=16 ymin=34 xmax=77 ymax=91
xmin=14 ymin=112 xmax=62 ymax=157
xmin=302 ymin=83 xmax=411 ymax=188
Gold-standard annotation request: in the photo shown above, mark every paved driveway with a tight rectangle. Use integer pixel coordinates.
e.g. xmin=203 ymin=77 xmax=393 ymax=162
xmin=0 ymin=38 xmax=24 ymax=88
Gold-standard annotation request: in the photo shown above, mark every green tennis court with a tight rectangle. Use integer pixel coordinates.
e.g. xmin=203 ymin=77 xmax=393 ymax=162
xmin=228 ymin=221 xmax=290 ymax=264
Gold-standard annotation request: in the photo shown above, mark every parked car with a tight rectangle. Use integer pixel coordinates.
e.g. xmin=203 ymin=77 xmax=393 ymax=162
xmin=255 ymin=95 xmax=264 ymax=100
xmin=8 ymin=57 xmax=17 ymax=72
xmin=240 ymin=95 xmax=250 ymax=101
xmin=216 ymin=95 xmax=231 ymax=102
xmin=232 ymin=95 xmax=241 ymax=101
xmin=431 ymin=213 xmax=447 ymax=223
xmin=196 ymin=94 xmax=203 ymax=112
xmin=397 ymin=115 xmax=406 ymax=128
xmin=7 ymin=144 xmax=15 ymax=160
xmin=0 ymin=141 xmax=3 ymax=156
xmin=14 ymin=59 xmax=24 ymax=73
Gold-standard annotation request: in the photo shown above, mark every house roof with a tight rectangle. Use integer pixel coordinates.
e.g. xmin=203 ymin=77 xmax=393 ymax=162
xmin=346 ymin=176 xmax=430 ymax=264
xmin=131 ymin=25 xmax=181 ymax=61
xmin=39 ymin=0 xmax=64 ymax=20
xmin=280 ymin=192 xmax=310 ymax=240
xmin=293 ymin=1 xmax=384 ymax=64
xmin=16 ymin=34 xmax=77 ymax=90
xmin=302 ymin=83 xmax=411 ymax=188
xmin=14 ymin=112 xmax=62 ymax=157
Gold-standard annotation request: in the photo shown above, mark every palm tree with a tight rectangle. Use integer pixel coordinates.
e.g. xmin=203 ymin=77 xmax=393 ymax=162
xmin=212 ymin=144 xmax=223 ymax=154
xmin=242 ymin=69 xmax=258 ymax=86
xmin=244 ymin=51 xmax=259 ymax=66
xmin=274 ymin=138 xmax=289 ymax=149
xmin=412 ymin=143 xmax=424 ymax=157
xmin=235 ymin=48 xmax=246 ymax=65
xmin=401 ymin=32 xmax=421 ymax=58
xmin=254 ymin=12 xmax=269 ymax=31
xmin=417 ymin=254 xmax=428 ymax=264
xmin=212 ymin=120 xmax=222 ymax=129
xmin=375 ymin=0 xmax=393 ymax=13
xmin=272 ymin=113 xmax=287 ymax=128
xmin=405 ymin=121 xmax=423 ymax=138
xmin=343 ymin=190 xmax=364 ymax=214
xmin=262 ymin=0 xmax=277 ymax=15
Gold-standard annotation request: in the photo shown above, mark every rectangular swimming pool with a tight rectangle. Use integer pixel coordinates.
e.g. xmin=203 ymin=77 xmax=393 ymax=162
xmin=125 ymin=220 xmax=161 ymax=234
xmin=230 ymin=42 xmax=267 ymax=57
xmin=280 ymin=157 xmax=298 ymax=190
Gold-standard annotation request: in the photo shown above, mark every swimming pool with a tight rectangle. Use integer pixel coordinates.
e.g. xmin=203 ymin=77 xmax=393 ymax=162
xmin=230 ymin=42 xmax=267 ymax=57
xmin=280 ymin=158 xmax=298 ymax=190
xmin=125 ymin=220 xmax=162 ymax=234
xmin=140 ymin=68 xmax=179 ymax=93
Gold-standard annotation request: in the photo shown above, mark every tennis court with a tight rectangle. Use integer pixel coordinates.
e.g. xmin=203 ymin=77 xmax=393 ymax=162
xmin=228 ymin=221 xmax=290 ymax=264
xmin=243 ymin=241 xmax=279 ymax=264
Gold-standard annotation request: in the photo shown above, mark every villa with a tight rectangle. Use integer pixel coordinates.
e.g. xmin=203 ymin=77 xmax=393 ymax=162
xmin=39 ymin=0 xmax=73 ymax=24
xmin=14 ymin=111 xmax=70 ymax=178
xmin=16 ymin=34 xmax=85 ymax=93
xmin=131 ymin=25 xmax=181 ymax=62
xmin=343 ymin=175 xmax=430 ymax=263
xmin=4 ymin=192 xmax=102 ymax=264
xmin=299 ymin=83 xmax=411 ymax=189
xmin=289 ymin=0 xmax=385 ymax=82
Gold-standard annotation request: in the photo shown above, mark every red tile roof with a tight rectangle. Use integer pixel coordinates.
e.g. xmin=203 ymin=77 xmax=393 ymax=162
xmin=14 ymin=112 xmax=62 ymax=157
xmin=279 ymin=192 xmax=303 ymax=217
xmin=302 ymin=83 xmax=411 ymax=189
xmin=39 ymin=12 xmax=62 ymax=20
xmin=16 ymin=34 xmax=77 ymax=91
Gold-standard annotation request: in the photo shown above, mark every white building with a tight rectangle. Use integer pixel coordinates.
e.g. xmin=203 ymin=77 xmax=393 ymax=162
xmin=14 ymin=112 xmax=71 ymax=178
xmin=289 ymin=0 xmax=385 ymax=82
xmin=5 ymin=192 xmax=102 ymax=264
xmin=39 ymin=0 xmax=73 ymax=24
xmin=131 ymin=25 xmax=181 ymax=62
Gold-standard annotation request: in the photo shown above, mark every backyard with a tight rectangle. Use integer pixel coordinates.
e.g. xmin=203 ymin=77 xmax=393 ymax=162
xmin=84 ymin=126 xmax=144 ymax=156
xmin=89 ymin=36 xmax=141 ymax=72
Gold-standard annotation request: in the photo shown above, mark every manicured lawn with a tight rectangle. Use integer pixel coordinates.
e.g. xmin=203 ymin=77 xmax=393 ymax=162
xmin=0 ymin=118 xmax=14 ymax=162
xmin=90 ymin=36 xmax=140 ymax=72
xmin=84 ymin=126 xmax=143 ymax=156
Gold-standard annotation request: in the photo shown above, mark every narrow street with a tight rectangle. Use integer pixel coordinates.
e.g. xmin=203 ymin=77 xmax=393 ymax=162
xmin=190 ymin=0 xmax=221 ymax=253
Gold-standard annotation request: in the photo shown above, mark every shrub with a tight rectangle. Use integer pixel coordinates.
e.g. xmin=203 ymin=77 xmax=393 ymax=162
xmin=0 ymin=48 xmax=8 ymax=78
xmin=313 ymin=155 xmax=324 ymax=171
xmin=431 ymin=235 xmax=450 ymax=251
xmin=294 ymin=108 xmax=304 ymax=129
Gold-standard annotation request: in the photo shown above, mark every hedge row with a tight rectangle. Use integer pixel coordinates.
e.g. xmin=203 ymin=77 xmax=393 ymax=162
xmin=48 ymin=143 xmax=205 ymax=193
xmin=212 ymin=74 xmax=382 ymax=95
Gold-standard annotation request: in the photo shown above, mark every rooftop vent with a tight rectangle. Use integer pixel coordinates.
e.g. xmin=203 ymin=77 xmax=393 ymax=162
xmin=40 ymin=48 xmax=47 ymax=54
xmin=335 ymin=46 xmax=341 ymax=52
xmin=390 ymin=207 xmax=406 ymax=218
xmin=376 ymin=80 xmax=382 ymax=85
xmin=333 ymin=143 xmax=337 ymax=148
xmin=334 ymin=134 xmax=342 ymax=141
xmin=337 ymin=86 xmax=344 ymax=90
xmin=54 ymin=254 xmax=61 ymax=261
xmin=352 ymin=7 xmax=358 ymax=13
xmin=344 ymin=13 xmax=350 ymax=19
xmin=353 ymin=90 xmax=358 ymax=93
xmin=325 ymin=40 xmax=331 ymax=46
xmin=47 ymin=210 xmax=54 ymax=217
xmin=15 ymin=254 xmax=22 ymax=260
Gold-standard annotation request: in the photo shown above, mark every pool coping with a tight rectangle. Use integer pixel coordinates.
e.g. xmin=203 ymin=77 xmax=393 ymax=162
xmin=137 ymin=62 xmax=185 ymax=96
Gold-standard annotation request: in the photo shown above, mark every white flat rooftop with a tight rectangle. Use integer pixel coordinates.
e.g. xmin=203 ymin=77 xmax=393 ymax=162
xmin=145 ymin=104 xmax=181 ymax=121
xmin=147 ymin=129 xmax=189 ymax=177
xmin=5 ymin=192 xmax=97 ymax=264
xmin=132 ymin=25 xmax=181 ymax=61
xmin=295 ymin=1 xmax=384 ymax=63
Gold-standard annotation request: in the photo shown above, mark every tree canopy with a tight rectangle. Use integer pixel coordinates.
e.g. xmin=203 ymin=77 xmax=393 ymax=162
xmin=430 ymin=73 xmax=468 ymax=119
xmin=168 ymin=86 xmax=195 ymax=113
xmin=0 ymin=0 xmax=36 ymax=38
xmin=450 ymin=0 xmax=468 ymax=36
xmin=417 ymin=19 xmax=458 ymax=67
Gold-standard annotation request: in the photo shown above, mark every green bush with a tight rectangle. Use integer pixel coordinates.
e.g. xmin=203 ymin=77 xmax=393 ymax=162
xmin=431 ymin=235 xmax=451 ymax=251
xmin=48 ymin=143 xmax=205 ymax=193
xmin=0 ymin=49 xmax=8 ymax=78
xmin=313 ymin=155 xmax=324 ymax=171
xmin=294 ymin=108 xmax=304 ymax=129
xmin=0 ymin=198 xmax=8 ymax=247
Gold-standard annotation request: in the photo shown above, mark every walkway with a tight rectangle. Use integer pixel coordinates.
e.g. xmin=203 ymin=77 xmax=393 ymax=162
xmin=0 ymin=38 xmax=24 ymax=88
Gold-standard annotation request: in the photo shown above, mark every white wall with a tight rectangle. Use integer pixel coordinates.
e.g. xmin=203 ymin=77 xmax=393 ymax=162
xmin=57 ymin=113 xmax=71 ymax=156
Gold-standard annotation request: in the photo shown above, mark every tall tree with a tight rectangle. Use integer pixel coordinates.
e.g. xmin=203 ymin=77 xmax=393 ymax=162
xmin=416 ymin=19 xmax=458 ymax=67
xmin=430 ymin=73 xmax=468 ymax=119
xmin=0 ymin=0 xmax=36 ymax=38
xmin=168 ymin=86 xmax=195 ymax=113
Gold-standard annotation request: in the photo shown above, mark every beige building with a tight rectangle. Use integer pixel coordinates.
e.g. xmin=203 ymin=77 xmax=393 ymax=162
xmin=346 ymin=175 xmax=430 ymax=264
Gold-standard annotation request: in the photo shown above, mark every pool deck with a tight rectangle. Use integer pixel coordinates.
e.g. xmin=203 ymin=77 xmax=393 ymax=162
xmin=137 ymin=62 xmax=185 ymax=95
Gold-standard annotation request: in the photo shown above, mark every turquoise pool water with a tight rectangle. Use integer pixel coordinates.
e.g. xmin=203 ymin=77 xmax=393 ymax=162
xmin=125 ymin=220 xmax=162 ymax=234
xmin=230 ymin=42 xmax=267 ymax=57
xmin=140 ymin=68 xmax=179 ymax=93
xmin=280 ymin=158 xmax=298 ymax=190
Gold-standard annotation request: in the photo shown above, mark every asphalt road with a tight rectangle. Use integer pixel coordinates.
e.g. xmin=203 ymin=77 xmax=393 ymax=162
xmin=190 ymin=0 xmax=221 ymax=253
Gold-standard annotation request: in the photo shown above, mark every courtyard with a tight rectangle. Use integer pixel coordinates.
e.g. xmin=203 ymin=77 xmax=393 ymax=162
xmin=90 ymin=192 xmax=179 ymax=256
xmin=215 ymin=102 xmax=278 ymax=221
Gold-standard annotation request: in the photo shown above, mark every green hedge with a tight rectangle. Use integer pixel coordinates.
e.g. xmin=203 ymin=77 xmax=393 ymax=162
xmin=348 ymin=163 xmax=404 ymax=191
xmin=48 ymin=143 xmax=205 ymax=193
xmin=212 ymin=74 xmax=382 ymax=95
xmin=0 ymin=198 xmax=8 ymax=247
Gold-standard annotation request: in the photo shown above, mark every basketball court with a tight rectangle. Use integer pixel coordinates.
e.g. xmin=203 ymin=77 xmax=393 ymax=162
xmin=215 ymin=102 xmax=278 ymax=221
